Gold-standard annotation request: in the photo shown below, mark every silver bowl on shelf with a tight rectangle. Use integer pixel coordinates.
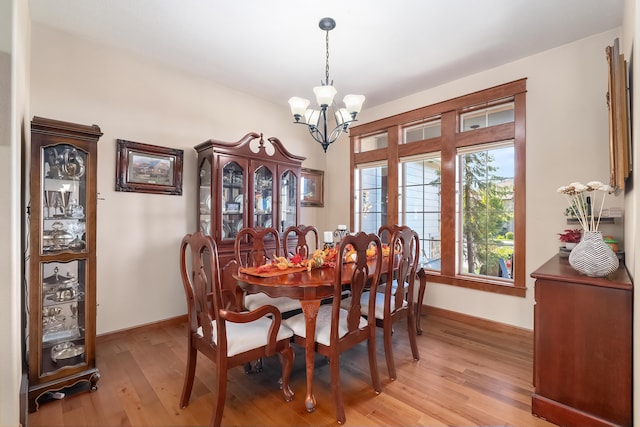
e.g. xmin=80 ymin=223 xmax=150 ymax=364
xmin=51 ymin=341 xmax=85 ymax=363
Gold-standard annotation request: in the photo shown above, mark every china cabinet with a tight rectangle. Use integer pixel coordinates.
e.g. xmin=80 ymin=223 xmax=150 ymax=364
xmin=530 ymin=255 xmax=632 ymax=427
xmin=28 ymin=117 xmax=102 ymax=411
xmin=194 ymin=132 xmax=305 ymax=267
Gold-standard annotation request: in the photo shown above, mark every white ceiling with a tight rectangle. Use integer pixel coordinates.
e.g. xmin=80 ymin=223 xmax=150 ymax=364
xmin=29 ymin=0 xmax=624 ymax=109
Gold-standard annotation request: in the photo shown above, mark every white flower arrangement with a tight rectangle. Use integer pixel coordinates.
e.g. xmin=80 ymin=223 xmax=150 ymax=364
xmin=557 ymin=181 xmax=614 ymax=232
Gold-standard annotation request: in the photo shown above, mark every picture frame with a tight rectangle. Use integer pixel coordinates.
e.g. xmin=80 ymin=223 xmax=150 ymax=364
xmin=115 ymin=139 xmax=184 ymax=195
xmin=300 ymin=168 xmax=324 ymax=207
xmin=606 ymin=38 xmax=632 ymax=191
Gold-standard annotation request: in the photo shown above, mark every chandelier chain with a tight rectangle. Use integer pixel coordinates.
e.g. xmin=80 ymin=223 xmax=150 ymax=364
xmin=325 ymin=30 xmax=330 ymax=85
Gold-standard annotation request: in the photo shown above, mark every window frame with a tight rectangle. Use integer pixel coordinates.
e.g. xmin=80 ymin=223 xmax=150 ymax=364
xmin=354 ymin=161 xmax=389 ymax=233
xmin=349 ymin=79 xmax=526 ymax=297
xmin=399 ymin=153 xmax=442 ymax=271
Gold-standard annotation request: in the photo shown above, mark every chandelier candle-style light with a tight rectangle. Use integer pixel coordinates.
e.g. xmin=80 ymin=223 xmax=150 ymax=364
xmin=288 ymin=17 xmax=365 ymax=152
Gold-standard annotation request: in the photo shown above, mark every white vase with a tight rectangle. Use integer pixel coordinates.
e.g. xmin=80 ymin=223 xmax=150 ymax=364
xmin=568 ymin=231 xmax=619 ymax=277
xmin=564 ymin=242 xmax=577 ymax=250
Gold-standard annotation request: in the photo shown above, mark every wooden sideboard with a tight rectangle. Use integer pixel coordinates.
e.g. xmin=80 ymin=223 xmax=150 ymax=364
xmin=530 ymin=255 xmax=632 ymax=427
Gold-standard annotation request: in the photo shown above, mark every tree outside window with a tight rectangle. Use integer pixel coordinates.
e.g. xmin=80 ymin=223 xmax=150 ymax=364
xmin=458 ymin=145 xmax=514 ymax=279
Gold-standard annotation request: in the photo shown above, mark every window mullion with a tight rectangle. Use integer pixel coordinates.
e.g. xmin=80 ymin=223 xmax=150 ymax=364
xmin=439 ymin=110 xmax=457 ymax=277
xmin=386 ymin=126 xmax=400 ymax=225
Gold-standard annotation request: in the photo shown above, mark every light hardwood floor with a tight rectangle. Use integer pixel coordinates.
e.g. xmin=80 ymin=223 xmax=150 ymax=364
xmin=28 ymin=310 xmax=556 ymax=427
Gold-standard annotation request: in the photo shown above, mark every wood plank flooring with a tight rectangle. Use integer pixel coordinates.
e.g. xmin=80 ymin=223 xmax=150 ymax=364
xmin=28 ymin=311 xmax=557 ymax=426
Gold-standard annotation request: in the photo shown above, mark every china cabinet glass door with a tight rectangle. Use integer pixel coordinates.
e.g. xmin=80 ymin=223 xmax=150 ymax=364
xmin=39 ymin=143 xmax=89 ymax=376
xmin=253 ymin=165 xmax=273 ymax=228
xmin=280 ymin=170 xmax=297 ymax=231
xmin=42 ymin=144 xmax=88 ymax=254
xmin=41 ymin=260 xmax=87 ymax=375
xmin=221 ymin=160 xmax=245 ymax=241
xmin=199 ymin=157 xmax=212 ymax=235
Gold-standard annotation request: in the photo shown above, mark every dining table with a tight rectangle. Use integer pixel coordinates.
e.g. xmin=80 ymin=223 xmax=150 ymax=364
xmin=233 ymin=258 xmax=428 ymax=413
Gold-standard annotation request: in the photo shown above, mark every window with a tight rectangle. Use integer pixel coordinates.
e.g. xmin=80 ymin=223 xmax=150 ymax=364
xmin=404 ymin=118 xmax=441 ymax=143
xmin=460 ymin=102 xmax=514 ymax=131
xmin=356 ymin=132 xmax=388 ymax=153
xmin=399 ymin=155 xmax=441 ymax=270
xmin=350 ymin=79 xmax=526 ymax=296
xmin=354 ymin=163 xmax=388 ymax=233
xmin=457 ymin=143 xmax=514 ymax=279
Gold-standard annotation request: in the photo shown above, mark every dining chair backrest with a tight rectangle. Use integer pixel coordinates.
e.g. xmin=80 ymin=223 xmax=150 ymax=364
xmin=283 ymin=224 xmax=319 ymax=259
xmin=378 ymin=223 xmax=410 ymax=245
xmin=386 ymin=227 xmax=420 ymax=315
xmin=234 ymin=227 xmax=281 ymax=268
xmin=180 ymin=231 xmax=220 ymax=344
xmin=234 ymin=227 xmax=301 ymax=321
xmin=333 ymin=231 xmax=384 ymax=345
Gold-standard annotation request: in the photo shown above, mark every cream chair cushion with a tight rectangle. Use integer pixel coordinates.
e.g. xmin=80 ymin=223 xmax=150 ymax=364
xmin=244 ymin=293 xmax=301 ymax=314
xmin=283 ymin=304 xmax=367 ymax=346
xmin=198 ymin=316 xmax=293 ymax=357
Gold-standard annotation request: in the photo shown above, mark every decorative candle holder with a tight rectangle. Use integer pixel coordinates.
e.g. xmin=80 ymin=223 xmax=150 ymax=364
xmin=323 ymin=230 xmax=334 ymax=250
xmin=333 ymin=225 xmax=350 ymax=243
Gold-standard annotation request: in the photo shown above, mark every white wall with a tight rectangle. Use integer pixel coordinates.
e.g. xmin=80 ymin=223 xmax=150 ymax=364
xmin=29 ymin=23 xmax=333 ymax=334
xmin=3 ymin=1 xmax=30 ymax=426
xmin=328 ymin=28 xmax=624 ymax=330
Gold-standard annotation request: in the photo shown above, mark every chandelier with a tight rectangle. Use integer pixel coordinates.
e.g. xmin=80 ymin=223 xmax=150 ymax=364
xmin=288 ymin=17 xmax=365 ymax=152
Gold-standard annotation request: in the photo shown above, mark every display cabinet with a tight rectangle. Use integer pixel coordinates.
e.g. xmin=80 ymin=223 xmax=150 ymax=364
xmin=28 ymin=117 xmax=102 ymax=411
xmin=195 ymin=132 xmax=305 ymax=266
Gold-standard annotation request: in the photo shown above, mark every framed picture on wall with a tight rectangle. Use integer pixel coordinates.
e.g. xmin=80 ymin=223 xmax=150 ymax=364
xmin=115 ymin=139 xmax=184 ymax=195
xmin=300 ymin=168 xmax=324 ymax=207
xmin=606 ymin=38 xmax=632 ymax=190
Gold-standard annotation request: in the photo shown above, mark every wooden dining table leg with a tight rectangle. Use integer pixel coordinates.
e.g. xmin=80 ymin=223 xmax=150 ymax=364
xmin=416 ymin=268 xmax=427 ymax=335
xmin=299 ymin=299 xmax=321 ymax=412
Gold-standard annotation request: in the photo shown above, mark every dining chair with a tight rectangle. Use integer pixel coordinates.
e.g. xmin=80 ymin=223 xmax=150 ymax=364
xmin=376 ymin=224 xmax=411 ymax=291
xmin=283 ymin=224 xmax=319 ymax=259
xmin=343 ymin=225 xmax=420 ymax=378
xmin=380 ymin=224 xmax=430 ymax=335
xmin=179 ymin=231 xmax=295 ymax=427
xmin=372 ymin=225 xmax=421 ymax=379
xmin=284 ymin=231 xmax=383 ymax=424
xmin=234 ymin=227 xmax=301 ymax=313
xmin=234 ymin=227 xmax=301 ymax=372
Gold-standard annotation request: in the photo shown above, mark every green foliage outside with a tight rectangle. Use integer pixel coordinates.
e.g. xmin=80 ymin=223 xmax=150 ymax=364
xmin=460 ymin=152 xmax=514 ymax=277
xmin=428 ymin=151 xmax=514 ymax=278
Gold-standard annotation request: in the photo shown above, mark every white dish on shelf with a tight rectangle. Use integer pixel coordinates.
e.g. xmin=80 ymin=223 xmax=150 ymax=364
xmin=235 ymin=220 xmax=243 ymax=233
xmin=264 ymin=218 xmax=272 ymax=228
xmin=234 ymin=194 xmax=243 ymax=204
